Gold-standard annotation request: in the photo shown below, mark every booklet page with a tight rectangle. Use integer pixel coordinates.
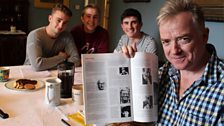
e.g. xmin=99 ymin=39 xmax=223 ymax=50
xmin=131 ymin=52 xmax=158 ymax=122
xmin=83 ymin=53 xmax=133 ymax=124
xmin=82 ymin=53 xmax=158 ymax=124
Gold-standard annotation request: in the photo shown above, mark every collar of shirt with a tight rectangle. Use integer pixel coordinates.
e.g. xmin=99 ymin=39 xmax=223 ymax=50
xmin=158 ymin=44 xmax=224 ymax=125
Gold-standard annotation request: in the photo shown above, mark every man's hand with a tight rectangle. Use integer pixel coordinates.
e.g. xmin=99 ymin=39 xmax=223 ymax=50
xmin=58 ymin=51 xmax=69 ymax=60
xmin=121 ymin=43 xmax=137 ymax=58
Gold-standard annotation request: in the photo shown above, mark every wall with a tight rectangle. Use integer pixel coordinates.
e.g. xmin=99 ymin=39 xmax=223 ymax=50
xmin=28 ymin=0 xmax=224 ymax=59
xmin=206 ymin=22 xmax=224 ymax=59
xmin=28 ymin=0 xmax=84 ymax=31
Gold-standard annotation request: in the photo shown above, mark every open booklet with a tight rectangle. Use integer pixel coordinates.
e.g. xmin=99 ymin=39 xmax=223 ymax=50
xmin=82 ymin=52 xmax=158 ymax=124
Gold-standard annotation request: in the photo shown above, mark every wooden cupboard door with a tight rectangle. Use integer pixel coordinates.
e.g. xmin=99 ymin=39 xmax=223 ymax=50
xmin=0 ymin=35 xmax=27 ymax=66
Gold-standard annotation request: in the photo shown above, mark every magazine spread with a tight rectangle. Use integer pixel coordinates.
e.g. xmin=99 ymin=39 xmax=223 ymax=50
xmin=82 ymin=52 xmax=158 ymax=124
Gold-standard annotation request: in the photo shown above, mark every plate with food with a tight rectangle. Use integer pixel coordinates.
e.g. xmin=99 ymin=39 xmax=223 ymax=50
xmin=5 ymin=79 xmax=45 ymax=91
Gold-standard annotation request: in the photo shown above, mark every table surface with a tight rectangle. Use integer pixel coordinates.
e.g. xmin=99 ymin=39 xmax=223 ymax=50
xmin=0 ymin=65 xmax=83 ymax=126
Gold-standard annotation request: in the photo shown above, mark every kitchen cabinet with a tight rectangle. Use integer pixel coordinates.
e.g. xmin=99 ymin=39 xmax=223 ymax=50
xmin=0 ymin=0 xmax=29 ymax=33
xmin=0 ymin=0 xmax=28 ymax=66
xmin=0 ymin=34 xmax=27 ymax=66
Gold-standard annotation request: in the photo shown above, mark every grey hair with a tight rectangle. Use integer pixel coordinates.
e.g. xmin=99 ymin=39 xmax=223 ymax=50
xmin=157 ymin=0 xmax=205 ymax=30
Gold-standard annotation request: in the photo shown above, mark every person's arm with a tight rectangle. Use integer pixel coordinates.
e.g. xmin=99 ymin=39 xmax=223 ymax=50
xmin=145 ymin=35 xmax=158 ymax=55
xmin=96 ymin=28 xmax=109 ymax=53
xmin=65 ymin=33 xmax=81 ymax=67
xmin=114 ymin=35 xmax=137 ymax=58
xmin=121 ymin=43 xmax=137 ymax=58
xmin=214 ymin=106 xmax=224 ymax=125
xmin=114 ymin=35 xmax=129 ymax=53
xmin=26 ymin=30 xmax=66 ymax=71
xmin=114 ymin=39 xmax=124 ymax=53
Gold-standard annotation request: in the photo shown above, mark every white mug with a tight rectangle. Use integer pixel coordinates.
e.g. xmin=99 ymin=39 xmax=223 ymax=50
xmin=72 ymin=84 xmax=83 ymax=105
xmin=45 ymin=78 xmax=61 ymax=106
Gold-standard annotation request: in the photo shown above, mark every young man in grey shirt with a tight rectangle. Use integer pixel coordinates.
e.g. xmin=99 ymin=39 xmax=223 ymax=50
xmin=24 ymin=3 xmax=80 ymax=71
xmin=114 ymin=8 xmax=157 ymax=55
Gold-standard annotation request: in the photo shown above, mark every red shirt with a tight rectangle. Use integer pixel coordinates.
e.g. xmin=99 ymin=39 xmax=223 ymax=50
xmin=70 ymin=24 xmax=109 ymax=57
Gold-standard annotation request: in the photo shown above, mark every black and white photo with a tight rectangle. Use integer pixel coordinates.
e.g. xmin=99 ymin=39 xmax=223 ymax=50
xmin=120 ymin=87 xmax=131 ymax=104
xmin=142 ymin=67 xmax=152 ymax=85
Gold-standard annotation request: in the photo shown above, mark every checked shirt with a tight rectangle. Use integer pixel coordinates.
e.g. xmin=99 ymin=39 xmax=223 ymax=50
xmin=157 ymin=44 xmax=224 ymax=126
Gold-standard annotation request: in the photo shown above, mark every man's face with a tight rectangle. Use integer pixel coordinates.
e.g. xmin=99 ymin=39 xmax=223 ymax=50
xmin=121 ymin=16 xmax=142 ymax=38
xmin=81 ymin=8 xmax=99 ymax=33
xmin=121 ymin=90 xmax=129 ymax=101
xmin=48 ymin=10 xmax=70 ymax=36
xmin=97 ymin=81 xmax=105 ymax=90
xmin=142 ymin=68 xmax=149 ymax=79
xmin=159 ymin=12 xmax=208 ymax=71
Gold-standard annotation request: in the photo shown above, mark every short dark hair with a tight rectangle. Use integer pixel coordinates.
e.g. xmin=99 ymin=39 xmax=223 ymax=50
xmin=82 ymin=4 xmax=101 ymax=17
xmin=52 ymin=3 xmax=72 ymax=17
xmin=121 ymin=8 xmax=142 ymax=24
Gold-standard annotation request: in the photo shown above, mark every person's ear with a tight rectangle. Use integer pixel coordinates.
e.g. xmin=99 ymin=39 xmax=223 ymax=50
xmin=81 ymin=16 xmax=84 ymax=23
xmin=48 ymin=15 xmax=52 ymax=22
xmin=121 ymin=23 xmax=124 ymax=29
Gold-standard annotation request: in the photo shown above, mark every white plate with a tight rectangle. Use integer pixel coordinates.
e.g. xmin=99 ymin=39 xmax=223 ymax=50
xmin=5 ymin=79 xmax=45 ymax=92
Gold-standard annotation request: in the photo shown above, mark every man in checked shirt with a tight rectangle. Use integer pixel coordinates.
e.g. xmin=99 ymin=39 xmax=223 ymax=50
xmin=121 ymin=0 xmax=224 ymax=125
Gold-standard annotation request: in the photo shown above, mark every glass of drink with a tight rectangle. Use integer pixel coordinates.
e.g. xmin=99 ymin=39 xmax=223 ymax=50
xmin=57 ymin=62 xmax=74 ymax=98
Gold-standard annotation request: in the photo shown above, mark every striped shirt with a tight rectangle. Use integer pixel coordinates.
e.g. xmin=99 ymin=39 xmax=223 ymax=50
xmin=157 ymin=44 xmax=224 ymax=126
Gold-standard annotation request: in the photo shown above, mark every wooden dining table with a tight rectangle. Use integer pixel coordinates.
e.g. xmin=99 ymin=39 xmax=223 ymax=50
xmin=0 ymin=65 xmax=83 ymax=126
